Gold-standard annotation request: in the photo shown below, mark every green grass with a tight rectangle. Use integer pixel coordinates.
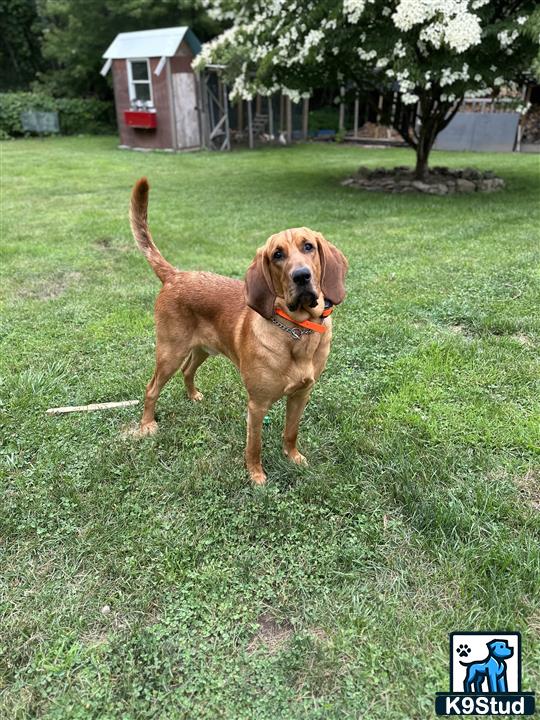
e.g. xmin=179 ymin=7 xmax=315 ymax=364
xmin=1 ymin=136 xmax=539 ymax=719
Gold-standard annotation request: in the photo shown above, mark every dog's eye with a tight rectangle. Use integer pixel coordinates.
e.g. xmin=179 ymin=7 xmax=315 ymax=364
xmin=303 ymin=242 xmax=314 ymax=252
xmin=273 ymin=249 xmax=284 ymax=260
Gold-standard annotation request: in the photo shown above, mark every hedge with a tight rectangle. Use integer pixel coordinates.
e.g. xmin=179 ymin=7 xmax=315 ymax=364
xmin=308 ymin=106 xmax=340 ymax=133
xmin=0 ymin=92 xmax=115 ymax=138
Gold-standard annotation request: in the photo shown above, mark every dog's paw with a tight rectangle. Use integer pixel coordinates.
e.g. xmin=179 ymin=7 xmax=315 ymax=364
xmin=138 ymin=421 xmax=159 ymax=437
xmin=284 ymin=448 xmax=308 ymax=466
xmin=248 ymin=467 xmax=267 ymax=486
xmin=122 ymin=421 xmax=158 ymax=438
xmin=457 ymin=644 xmax=471 ymax=658
xmin=189 ymin=390 xmax=204 ymax=402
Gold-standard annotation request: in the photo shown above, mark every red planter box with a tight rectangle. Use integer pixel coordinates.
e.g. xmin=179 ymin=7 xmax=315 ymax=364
xmin=124 ymin=110 xmax=157 ymax=129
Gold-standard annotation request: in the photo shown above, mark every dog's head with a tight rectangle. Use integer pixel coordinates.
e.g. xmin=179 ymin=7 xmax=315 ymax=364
xmin=244 ymin=228 xmax=348 ymax=319
xmin=488 ymin=640 xmax=513 ymax=660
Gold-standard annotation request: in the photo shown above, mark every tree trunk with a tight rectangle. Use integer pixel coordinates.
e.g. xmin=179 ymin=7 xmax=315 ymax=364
xmin=415 ymin=144 xmax=430 ymax=181
xmin=414 ymin=97 xmax=463 ymax=179
xmin=393 ymin=92 xmax=463 ymax=179
xmin=414 ymin=122 xmax=435 ymax=180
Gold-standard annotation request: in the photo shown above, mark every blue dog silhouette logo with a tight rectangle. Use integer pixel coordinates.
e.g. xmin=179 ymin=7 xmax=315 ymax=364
xmin=435 ymin=632 xmax=535 ymax=716
xmin=460 ymin=638 xmax=513 ymax=693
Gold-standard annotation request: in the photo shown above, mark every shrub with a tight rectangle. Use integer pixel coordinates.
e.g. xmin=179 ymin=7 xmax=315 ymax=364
xmin=0 ymin=91 xmax=115 ymax=138
xmin=309 ymin=106 xmax=340 ymax=133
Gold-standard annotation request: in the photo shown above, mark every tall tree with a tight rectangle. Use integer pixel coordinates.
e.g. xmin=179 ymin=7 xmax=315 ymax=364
xmin=196 ymin=0 xmax=540 ymax=179
xmin=0 ymin=0 xmax=44 ymax=91
xmin=37 ymin=0 xmax=223 ymax=99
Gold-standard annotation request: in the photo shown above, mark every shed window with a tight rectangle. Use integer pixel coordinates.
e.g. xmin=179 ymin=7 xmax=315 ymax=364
xmin=127 ymin=59 xmax=153 ymax=105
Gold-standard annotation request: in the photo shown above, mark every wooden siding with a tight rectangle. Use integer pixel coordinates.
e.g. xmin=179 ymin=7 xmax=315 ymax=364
xmin=110 ymin=41 xmax=197 ymax=150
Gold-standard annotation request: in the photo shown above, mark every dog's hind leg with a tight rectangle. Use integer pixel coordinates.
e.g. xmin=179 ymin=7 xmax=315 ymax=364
xmin=463 ymin=669 xmax=475 ymax=694
xmin=140 ymin=350 xmax=188 ymax=435
xmin=474 ymin=678 xmax=485 ymax=693
xmin=182 ymin=347 xmax=209 ymax=401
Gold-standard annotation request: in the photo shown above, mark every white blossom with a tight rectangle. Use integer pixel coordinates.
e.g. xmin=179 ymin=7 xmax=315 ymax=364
xmin=282 ymin=87 xmax=304 ymax=103
xmin=358 ymin=48 xmax=377 ymax=60
xmin=343 ymin=0 xmax=366 ymax=24
xmin=393 ymin=0 xmax=481 ymax=53
xmin=401 ymin=92 xmax=419 ymax=105
xmin=445 ymin=12 xmax=481 ymax=52
xmin=393 ymin=39 xmax=407 ymax=58
xmin=516 ymin=101 xmax=531 ymax=115
xmin=199 ymin=0 xmax=539 ymax=128
xmin=498 ymin=29 xmax=519 ymax=48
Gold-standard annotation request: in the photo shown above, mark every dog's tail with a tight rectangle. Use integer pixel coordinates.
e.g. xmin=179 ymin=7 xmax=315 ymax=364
xmin=130 ymin=177 xmax=175 ymax=283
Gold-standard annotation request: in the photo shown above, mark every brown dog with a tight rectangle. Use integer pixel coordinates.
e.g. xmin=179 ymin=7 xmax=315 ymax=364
xmin=129 ymin=178 xmax=348 ymax=484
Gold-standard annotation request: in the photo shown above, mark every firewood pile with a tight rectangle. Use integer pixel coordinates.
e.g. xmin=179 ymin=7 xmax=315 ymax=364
xmin=355 ymin=122 xmax=402 ymax=141
xmin=522 ymin=105 xmax=540 ymax=144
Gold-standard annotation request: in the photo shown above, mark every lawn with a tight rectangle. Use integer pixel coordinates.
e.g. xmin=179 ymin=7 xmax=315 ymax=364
xmin=1 ymin=136 xmax=539 ymax=719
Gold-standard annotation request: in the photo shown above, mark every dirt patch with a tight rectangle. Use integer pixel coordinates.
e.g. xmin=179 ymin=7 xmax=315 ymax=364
xmin=18 ymin=271 xmax=82 ymax=301
xmin=95 ymin=237 xmax=132 ymax=253
xmin=81 ymin=630 xmax=110 ymax=649
xmin=528 ymin=608 xmax=540 ymax=635
xmin=448 ymin=327 xmax=534 ymax=346
xmin=512 ymin=333 xmax=533 ymax=346
xmin=308 ymin=627 xmax=329 ymax=643
xmin=247 ymin=614 xmax=294 ymax=654
xmin=447 ymin=324 xmax=474 ymax=340
xmin=96 ymin=236 xmax=113 ymax=249
xmin=516 ymin=469 xmax=540 ymax=511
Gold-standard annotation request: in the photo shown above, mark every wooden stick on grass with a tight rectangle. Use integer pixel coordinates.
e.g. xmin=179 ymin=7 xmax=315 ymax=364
xmin=46 ymin=400 xmax=139 ymax=415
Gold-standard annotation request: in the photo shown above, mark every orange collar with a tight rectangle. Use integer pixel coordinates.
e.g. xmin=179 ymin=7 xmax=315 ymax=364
xmin=275 ymin=304 xmax=333 ymax=335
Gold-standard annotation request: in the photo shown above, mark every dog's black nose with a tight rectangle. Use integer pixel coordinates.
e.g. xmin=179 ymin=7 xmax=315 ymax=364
xmin=292 ymin=267 xmax=311 ymax=286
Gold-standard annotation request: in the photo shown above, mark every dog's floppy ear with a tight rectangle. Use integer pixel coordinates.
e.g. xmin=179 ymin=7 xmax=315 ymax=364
xmin=317 ymin=233 xmax=348 ymax=305
xmin=245 ymin=247 xmax=276 ymax=319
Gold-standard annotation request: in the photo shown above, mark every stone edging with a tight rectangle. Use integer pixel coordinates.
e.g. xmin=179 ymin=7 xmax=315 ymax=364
xmin=341 ymin=166 xmax=506 ymax=195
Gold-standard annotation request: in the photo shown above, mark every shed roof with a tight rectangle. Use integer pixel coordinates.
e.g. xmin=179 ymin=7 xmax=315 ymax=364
xmin=102 ymin=27 xmax=201 ymax=59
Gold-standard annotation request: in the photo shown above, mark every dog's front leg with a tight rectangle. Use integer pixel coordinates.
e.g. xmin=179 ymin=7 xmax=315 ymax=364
xmin=283 ymin=389 xmax=311 ymax=466
xmin=487 ymin=667 xmax=500 ymax=693
xmin=246 ymin=396 xmax=271 ymax=485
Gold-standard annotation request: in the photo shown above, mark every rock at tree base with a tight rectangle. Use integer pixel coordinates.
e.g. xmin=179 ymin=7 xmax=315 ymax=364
xmin=341 ymin=167 xmax=506 ymax=195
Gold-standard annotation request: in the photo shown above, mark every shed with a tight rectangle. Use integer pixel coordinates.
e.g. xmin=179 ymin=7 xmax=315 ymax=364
xmin=101 ymin=27 xmax=202 ymax=151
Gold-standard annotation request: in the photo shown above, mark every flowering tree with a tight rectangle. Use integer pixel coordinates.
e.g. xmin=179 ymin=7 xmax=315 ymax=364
xmin=196 ymin=0 xmax=540 ymax=179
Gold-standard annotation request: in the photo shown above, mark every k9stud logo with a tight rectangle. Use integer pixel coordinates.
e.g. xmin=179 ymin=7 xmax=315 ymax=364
xmin=435 ymin=632 xmax=535 ymax=715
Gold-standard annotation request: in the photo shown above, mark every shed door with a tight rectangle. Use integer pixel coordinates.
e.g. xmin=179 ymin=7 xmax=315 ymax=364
xmin=172 ymin=73 xmax=200 ymax=149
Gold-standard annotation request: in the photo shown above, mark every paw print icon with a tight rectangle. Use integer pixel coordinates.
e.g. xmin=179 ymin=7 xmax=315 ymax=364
xmin=456 ymin=643 xmax=471 ymax=658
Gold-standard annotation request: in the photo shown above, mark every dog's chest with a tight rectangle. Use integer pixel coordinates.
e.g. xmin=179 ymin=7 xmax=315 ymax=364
xmin=281 ymin=336 xmax=329 ymax=395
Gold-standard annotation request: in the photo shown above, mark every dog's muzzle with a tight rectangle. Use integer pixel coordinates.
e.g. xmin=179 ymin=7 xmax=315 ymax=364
xmin=287 ymin=287 xmax=318 ymax=311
